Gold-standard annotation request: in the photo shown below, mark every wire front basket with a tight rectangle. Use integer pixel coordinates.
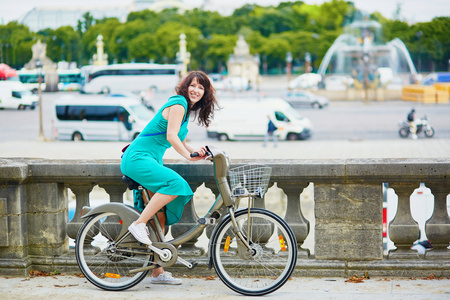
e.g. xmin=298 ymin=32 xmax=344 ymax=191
xmin=228 ymin=164 xmax=272 ymax=198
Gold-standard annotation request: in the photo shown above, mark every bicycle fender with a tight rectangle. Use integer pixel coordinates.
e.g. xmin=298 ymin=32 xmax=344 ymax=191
xmin=81 ymin=202 xmax=140 ymax=221
xmin=207 ymin=208 xmax=249 ymax=270
xmin=207 ymin=212 xmax=232 ymax=270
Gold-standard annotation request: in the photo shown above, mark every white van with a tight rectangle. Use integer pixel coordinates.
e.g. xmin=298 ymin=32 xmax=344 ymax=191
xmin=0 ymin=81 xmax=38 ymax=110
xmin=52 ymin=96 xmax=154 ymax=141
xmin=207 ymin=97 xmax=313 ymax=141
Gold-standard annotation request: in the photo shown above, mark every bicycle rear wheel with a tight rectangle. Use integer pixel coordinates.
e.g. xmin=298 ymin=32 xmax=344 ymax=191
xmin=75 ymin=212 xmax=153 ymax=291
xmin=211 ymin=208 xmax=297 ymax=296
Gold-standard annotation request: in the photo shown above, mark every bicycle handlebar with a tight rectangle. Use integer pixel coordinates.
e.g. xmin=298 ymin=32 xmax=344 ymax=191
xmin=190 ymin=146 xmax=213 ymax=158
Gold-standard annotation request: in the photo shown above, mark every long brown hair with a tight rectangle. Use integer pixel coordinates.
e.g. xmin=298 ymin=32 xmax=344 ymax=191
xmin=175 ymin=70 xmax=218 ymax=127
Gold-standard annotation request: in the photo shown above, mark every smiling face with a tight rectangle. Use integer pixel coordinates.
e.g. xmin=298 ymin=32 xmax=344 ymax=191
xmin=187 ymin=77 xmax=205 ymax=104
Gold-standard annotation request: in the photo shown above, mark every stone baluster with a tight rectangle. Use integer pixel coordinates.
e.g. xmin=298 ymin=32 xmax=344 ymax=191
xmin=424 ymin=183 xmax=450 ymax=259
xmin=170 ymin=182 xmax=205 ymax=256
xmin=99 ymin=182 xmax=127 ymax=203
xmin=277 ymin=182 xmax=310 ymax=258
xmin=388 ymin=183 xmax=420 ymax=259
xmin=66 ymin=183 xmax=94 ymax=241
xmin=98 ymin=182 xmax=129 ymax=239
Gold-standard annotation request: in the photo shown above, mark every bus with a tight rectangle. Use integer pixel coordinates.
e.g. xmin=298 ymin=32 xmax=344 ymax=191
xmin=57 ymin=69 xmax=82 ymax=91
xmin=16 ymin=69 xmax=82 ymax=93
xmin=79 ymin=63 xmax=180 ymax=95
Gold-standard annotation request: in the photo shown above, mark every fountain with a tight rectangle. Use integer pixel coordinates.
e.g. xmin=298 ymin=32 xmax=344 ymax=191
xmin=317 ymin=16 xmax=417 ymax=100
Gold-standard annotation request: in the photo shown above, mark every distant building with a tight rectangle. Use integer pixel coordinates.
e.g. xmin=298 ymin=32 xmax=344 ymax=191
xmin=21 ymin=5 xmax=130 ymax=32
xmin=227 ymin=35 xmax=260 ymax=87
xmin=20 ymin=0 xmax=192 ymax=32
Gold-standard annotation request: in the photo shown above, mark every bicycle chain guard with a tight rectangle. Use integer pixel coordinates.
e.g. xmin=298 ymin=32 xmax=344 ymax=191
xmin=152 ymin=242 xmax=178 ymax=267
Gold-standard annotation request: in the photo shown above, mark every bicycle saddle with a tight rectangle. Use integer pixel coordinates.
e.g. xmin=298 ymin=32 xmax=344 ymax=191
xmin=122 ymin=175 xmax=141 ymax=190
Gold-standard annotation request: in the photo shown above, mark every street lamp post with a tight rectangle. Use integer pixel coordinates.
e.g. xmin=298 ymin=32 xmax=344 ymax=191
xmin=36 ymin=59 xmax=46 ymax=141
xmin=362 ymin=34 xmax=371 ymax=103
xmin=304 ymin=52 xmax=311 ymax=73
xmin=312 ymin=33 xmax=320 ymax=71
xmin=286 ymin=51 xmax=293 ymax=87
xmin=416 ymin=31 xmax=423 ymax=74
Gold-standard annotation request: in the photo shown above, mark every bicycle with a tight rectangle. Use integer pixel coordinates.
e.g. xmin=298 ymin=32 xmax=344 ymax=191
xmin=75 ymin=145 xmax=297 ymax=296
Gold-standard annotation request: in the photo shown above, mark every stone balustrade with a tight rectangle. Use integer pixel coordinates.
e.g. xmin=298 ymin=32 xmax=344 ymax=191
xmin=0 ymin=157 xmax=449 ymax=277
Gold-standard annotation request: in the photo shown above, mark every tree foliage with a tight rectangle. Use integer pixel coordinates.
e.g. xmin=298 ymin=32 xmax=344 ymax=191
xmin=0 ymin=1 xmax=448 ymax=73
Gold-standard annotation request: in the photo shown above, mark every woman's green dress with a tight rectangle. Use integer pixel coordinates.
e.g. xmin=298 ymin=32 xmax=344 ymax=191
xmin=121 ymin=95 xmax=192 ymax=226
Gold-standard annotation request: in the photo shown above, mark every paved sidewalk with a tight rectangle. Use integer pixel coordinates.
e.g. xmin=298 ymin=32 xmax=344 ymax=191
xmin=0 ymin=138 xmax=449 ymax=160
xmin=1 ymin=274 xmax=449 ymax=299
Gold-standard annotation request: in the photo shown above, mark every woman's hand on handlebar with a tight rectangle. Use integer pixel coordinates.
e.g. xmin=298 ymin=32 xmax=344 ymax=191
xmin=189 ymin=146 xmax=209 ymax=161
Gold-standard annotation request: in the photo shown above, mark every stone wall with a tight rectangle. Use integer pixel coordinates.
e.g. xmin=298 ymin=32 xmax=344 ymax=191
xmin=0 ymin=158 xmax=449 ymax=276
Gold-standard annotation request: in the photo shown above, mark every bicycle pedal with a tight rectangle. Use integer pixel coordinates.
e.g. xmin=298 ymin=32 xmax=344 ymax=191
xmin=189 ymin=261 xmax=198 ymax=269
xmin=197 ymin=218 xmax=216 ymax=225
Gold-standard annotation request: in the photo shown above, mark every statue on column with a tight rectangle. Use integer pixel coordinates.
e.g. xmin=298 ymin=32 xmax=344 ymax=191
xmin=176 ymin=33 xmax=190 ymax=78
xmin=24 ymin=40 xmax=58 ymax=92
xmin=24 ymin=40 xmax=57 ymax=70
xmin=93 ymin=34 xmax=108 ymax=66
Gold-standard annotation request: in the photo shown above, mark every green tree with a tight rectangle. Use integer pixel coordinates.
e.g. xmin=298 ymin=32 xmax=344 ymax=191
xmin=261 ymin=37 xmax=291 ymax=72
xmin=77 ymin=12 xmax=94 ymax=34
xmin=4 ymin=2 xmax=449 ymax=73
xmin=128 ymin=33 xmax=158 ymax=62
xmin=81 ymin=18 xmax=120 ymax=64
xmin=109 ymin=19 xmax=150 ymax=62
xmin=40 ymin=26 xmax=80 ymax=63
xmin=206 ymin=34 xmax=238 ymax=73
xmin=0 ymin=22 xmax=34 ymax=68
xmin=414 ymin=17 xmax=450 ymax=71
xmin=154 ymin=22 xmax=201 ymax=65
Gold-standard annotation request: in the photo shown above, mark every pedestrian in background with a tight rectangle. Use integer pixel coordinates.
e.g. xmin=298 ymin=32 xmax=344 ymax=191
xmin=263 ymin=115 xmax=278 ymax=147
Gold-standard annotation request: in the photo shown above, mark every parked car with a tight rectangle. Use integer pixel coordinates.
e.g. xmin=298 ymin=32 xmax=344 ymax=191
xmin=282 ymin=90 xmax=329 ymax=109
xmin=288 ymin=73 xmax=322 ymax=89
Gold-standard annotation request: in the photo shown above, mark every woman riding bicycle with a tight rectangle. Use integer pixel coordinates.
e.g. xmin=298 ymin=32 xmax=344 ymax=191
xmin=121 ymin=70 xmax=218 ymax=284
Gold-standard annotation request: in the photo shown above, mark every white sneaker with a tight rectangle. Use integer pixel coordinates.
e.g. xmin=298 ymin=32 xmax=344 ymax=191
xmin=128 ymin=222 xmax=152 ymax=246
xmin=151 ymin=271 xmax=182 ymax=285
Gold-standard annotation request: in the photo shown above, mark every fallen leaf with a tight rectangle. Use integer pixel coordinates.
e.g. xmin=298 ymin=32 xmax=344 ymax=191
xmin=204 ymin=276 xmax=215 ymax=281
xmin=345 ymin=274 xmax=368 ymax=283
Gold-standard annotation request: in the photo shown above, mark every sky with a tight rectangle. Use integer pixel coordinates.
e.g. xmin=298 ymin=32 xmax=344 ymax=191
xmin=0 ymin=0 xmax=448 ymax=25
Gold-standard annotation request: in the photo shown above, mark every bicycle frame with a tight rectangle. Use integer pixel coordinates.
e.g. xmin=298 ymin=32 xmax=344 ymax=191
xmin=80 ymin=145 xmax=253 ymax=270
xmin=145 ymin=145 xmax=253 ymax=251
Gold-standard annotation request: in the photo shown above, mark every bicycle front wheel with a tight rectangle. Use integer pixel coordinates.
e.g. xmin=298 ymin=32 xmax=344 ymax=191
xmin=211 ymin=208 xmax=297 ymax=296
xmin=75 ymin=212 xmax=152 ymax=291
